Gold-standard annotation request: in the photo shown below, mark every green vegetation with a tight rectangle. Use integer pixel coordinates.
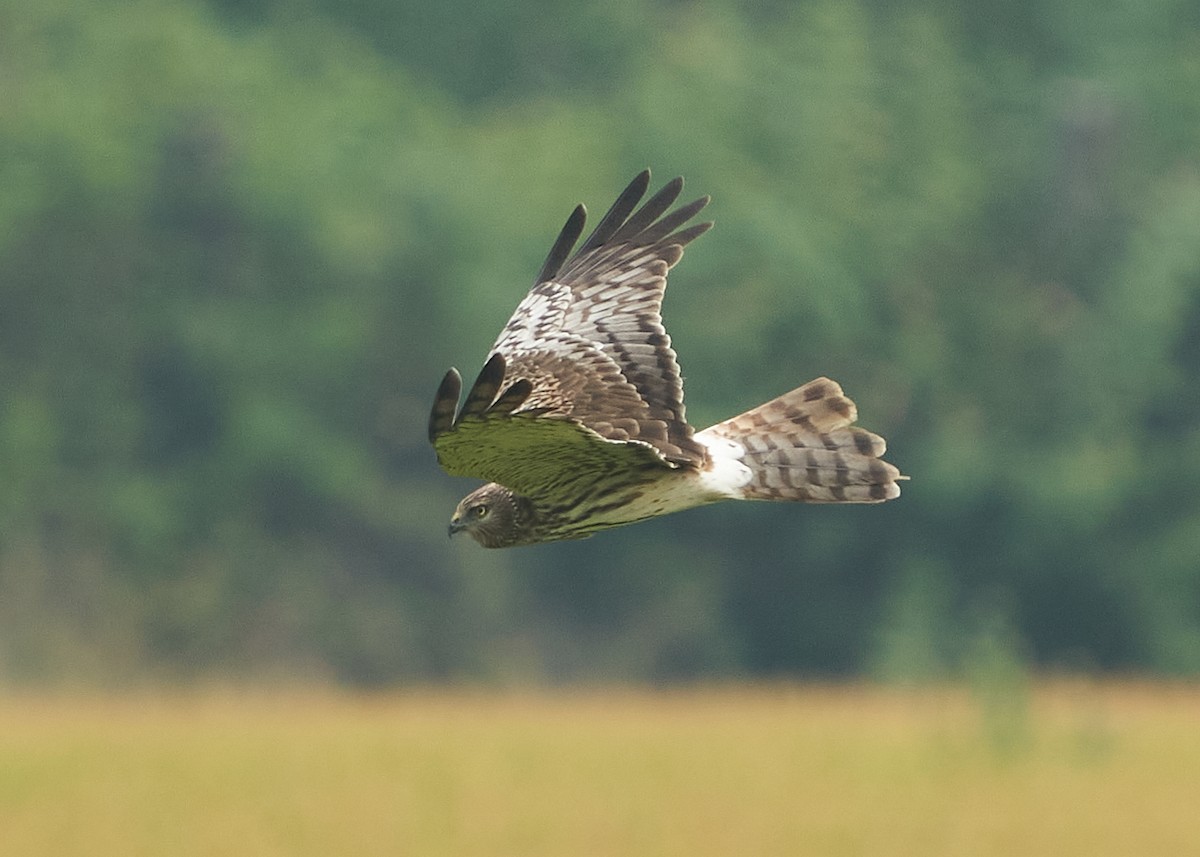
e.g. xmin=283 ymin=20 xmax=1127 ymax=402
xmin=2 ymin=0 xmax=1200 ymax=683
xmin=2 ymin=683 xmax=1199 ymax=855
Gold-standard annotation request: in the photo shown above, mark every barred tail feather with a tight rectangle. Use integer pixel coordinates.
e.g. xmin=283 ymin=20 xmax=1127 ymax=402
xmin=697 ymin=378 xmax=905 ymax=504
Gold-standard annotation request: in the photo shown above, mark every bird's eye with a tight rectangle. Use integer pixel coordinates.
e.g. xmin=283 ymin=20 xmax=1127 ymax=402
xmin=471 ymin=504 xmax=489 ymax=518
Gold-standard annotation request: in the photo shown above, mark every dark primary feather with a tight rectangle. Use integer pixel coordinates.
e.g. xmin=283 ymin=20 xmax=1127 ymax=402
xmin=489 ymin=378 xmax=533 ymax=416
xmin=427 ymin=367 xmax=462 ymax=444
xmin=457 ymin=352 xmax=507 ymax=420
xmin=533 ymin=204 xmax=586 ymax=286
xmin=572 ymin=170 xmax=653 ymax=260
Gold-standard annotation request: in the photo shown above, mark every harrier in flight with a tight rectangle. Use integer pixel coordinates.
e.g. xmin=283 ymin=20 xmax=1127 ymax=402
xmin=429 ymin=171 xmax=904 ymax=547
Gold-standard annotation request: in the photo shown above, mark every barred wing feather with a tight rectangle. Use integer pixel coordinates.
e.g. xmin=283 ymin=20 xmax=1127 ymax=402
xmin=488 ymin=170 xmax=712 ymax=467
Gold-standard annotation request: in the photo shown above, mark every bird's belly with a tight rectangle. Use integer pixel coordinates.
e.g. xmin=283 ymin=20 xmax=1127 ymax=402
xmin=565 ymin=470 xmax=722 ymax=532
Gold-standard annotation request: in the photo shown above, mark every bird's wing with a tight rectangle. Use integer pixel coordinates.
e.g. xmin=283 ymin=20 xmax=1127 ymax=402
xmin=486 ymin=170 xmax=713 ymax=467
xmin=428 ymin=353 xmax=673 ymax=496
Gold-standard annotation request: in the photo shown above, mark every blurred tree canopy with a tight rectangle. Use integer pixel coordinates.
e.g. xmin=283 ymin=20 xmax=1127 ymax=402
xmin=2 ymin=0 xmax=1199 ymax=685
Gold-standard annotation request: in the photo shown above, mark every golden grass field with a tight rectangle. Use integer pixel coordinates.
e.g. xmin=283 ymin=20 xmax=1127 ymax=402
xmin=1 ymin=681 xmax=1197 ymax=856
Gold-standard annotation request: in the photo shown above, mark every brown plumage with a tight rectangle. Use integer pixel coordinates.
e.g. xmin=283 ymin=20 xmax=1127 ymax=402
xmin=700 ymin=378 xmax=902 ymax=503
xmin=429 ymin=171 xmax=905 ymax=547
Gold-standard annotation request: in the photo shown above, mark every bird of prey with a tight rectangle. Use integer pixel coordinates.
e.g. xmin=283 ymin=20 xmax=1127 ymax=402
xmin=428 ymin=171 xmax=905 ymax=548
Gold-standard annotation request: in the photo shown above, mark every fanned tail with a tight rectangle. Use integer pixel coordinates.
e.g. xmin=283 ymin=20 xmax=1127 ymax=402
xmin=697 ymin=378 xmax=905 ymax=503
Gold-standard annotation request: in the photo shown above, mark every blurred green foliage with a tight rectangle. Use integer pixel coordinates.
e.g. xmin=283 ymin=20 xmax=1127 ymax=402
xmin=2 ymin=0 xmax=1199 ymax=685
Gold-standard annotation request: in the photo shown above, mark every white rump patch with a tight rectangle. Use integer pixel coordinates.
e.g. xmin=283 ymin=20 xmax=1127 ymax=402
xmin=696 ymin=433 xmax=752 ymax=498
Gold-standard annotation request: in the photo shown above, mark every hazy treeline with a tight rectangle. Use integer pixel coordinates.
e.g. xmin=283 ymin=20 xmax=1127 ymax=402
xmin=3 ymin=0 xmax=1199 ymax=684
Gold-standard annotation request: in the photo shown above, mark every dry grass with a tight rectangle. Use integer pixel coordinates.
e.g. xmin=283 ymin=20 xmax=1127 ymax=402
xmin=1 ymin=681 xmax=1197 ymax=856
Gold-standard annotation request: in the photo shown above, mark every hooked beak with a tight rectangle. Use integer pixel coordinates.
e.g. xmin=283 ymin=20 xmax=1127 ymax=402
xmin=448 ymin=517 xmax=466 ymax=538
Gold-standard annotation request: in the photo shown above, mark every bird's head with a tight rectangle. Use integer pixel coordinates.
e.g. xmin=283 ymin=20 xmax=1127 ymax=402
xmin=448 ymin=483 xmax=535 ymax=548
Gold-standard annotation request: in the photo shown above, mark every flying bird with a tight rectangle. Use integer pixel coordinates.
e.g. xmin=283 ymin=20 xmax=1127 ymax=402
xmin=429 ymin=171 xmax=905 ymax=547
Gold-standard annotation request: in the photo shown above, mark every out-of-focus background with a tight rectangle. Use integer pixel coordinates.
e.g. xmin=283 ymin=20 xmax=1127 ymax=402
xmin=6 ymin=3 xmax=1200 ymax=854
xmin=4 ymin=0 xmax=1200 ymax=689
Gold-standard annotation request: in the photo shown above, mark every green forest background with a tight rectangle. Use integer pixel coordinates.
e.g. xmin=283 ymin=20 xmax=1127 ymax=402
xmin=3 ymin=0 xmax=1199 ymax=687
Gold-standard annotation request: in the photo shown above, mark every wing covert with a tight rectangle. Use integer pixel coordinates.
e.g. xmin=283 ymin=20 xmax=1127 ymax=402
xmin=428 ymin=353 xmax=675 ymax=498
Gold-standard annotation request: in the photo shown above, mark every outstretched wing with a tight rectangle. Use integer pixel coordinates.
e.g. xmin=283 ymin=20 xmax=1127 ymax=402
xmin=428 ymin=353 xmax=672 ymax=498
xmin=429 ymin=171 xmax=715 ymax=490
xmin=490 ymin=170 xmax=712 ymax=465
